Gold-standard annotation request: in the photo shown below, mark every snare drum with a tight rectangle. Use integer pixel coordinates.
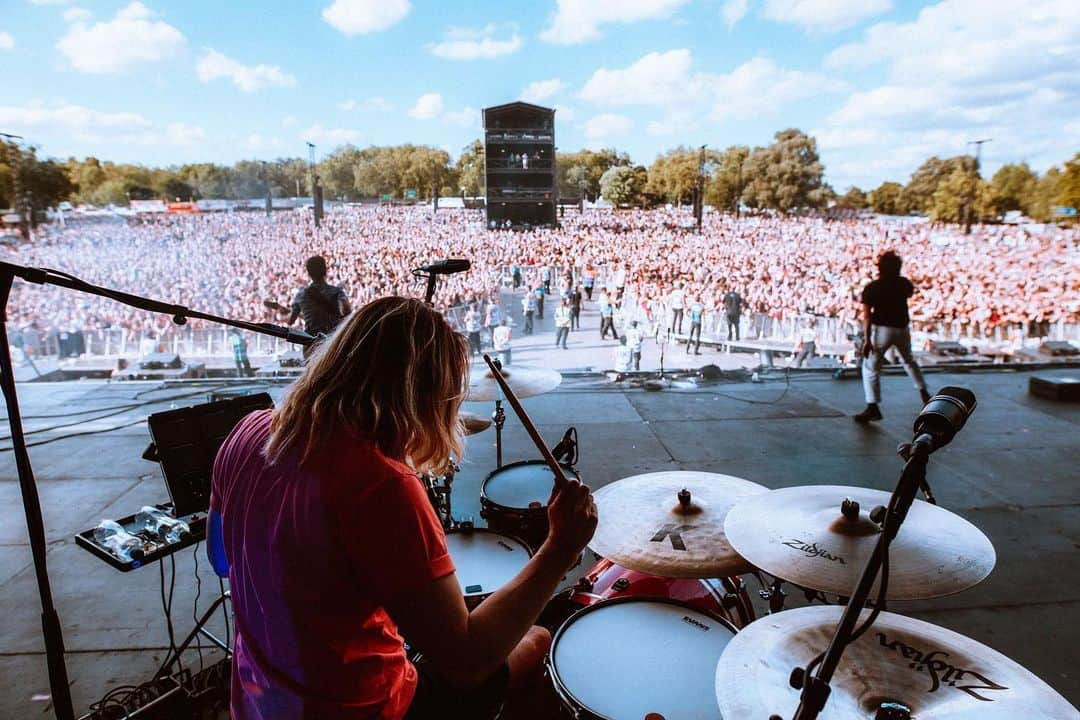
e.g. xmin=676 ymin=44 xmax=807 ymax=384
xmin=571 ymin=556 xmax=755 ymax=628
xmin=548 ymin=597 xmax=737 ymax=720
xmin=480 ymin=460 xmax=580 ymax=550
xmin=444 ymin=528 xmax=531 ymax=609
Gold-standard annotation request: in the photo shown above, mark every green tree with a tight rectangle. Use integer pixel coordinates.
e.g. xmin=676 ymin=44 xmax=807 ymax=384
xmin=903 ymin=156 xmax=971 ymax=214
xmin=704 ymin=145 xmax=749 ymax=213
xmin=868 ymin=181 xmax=905 ymax=215
xmin=835 ymin=186 xmax=868 ymax=211
xmin=989 ymin=162 xmax=1038 ymax=215
xmin=556 ymin=149 xmax=629 ymax=201
xmin=741 ymin=129 xmax=828 ymax=212
xmin=646 ymin=147 xmax=718 ymax=206
xmin=599 ymin=164 xmax=646 ymax=206
xmin=320 ymin=145 xmax=362 ymax=200
xmin=1056 ymin=152 xmax=1080 ymax=218
xmin=456 ymin=139 xmax=485 ymax=197
xmin=930 ymin=165 xmax=993 ymax=224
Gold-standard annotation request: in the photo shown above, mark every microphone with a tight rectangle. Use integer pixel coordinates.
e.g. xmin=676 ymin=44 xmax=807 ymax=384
xmin=912 ymin=387 xmax=976 ymax=454
xmin=419 ymin=259 xmax=471 ymax=275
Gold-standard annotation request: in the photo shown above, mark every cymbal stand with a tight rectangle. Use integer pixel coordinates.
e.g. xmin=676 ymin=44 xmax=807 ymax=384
xmin=784 ymin=438 xmax=932 ymax=720
xmin=490 ymin=358 xmax=506 ymax=467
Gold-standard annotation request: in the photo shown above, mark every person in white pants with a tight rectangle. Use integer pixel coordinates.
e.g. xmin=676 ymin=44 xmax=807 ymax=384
xmin=855 ymin=251 xmax=931 ymax=422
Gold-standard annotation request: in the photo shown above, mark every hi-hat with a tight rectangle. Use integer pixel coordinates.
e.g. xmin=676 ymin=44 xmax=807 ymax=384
xmin=589 ymin=471 xmax=769 ymax=578
xmin=716 ymin=605 xmax=1078 ymax=719
xmin=724 ymin=485 xmax=995 ymax=600
xmin=459 ymin=412 xmax=492 ymax=435
xmin=466 ymin=364 xmax=562 ymax=402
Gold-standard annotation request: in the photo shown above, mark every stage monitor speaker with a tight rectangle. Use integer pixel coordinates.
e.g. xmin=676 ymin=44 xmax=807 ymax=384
xmin=147 ymin=393 xmax=274 ymax=516
xmin=700 ymin=364 xmax=723 ymax=380
xmin=1040 ymin=340 xmax=1079 ymax=357
xmin=139 ymin=352 xmax=182 ymax=370
xmin=928 ymin=339 xmax=968 ymax=356
xmin=1029 ymin=375 xmax=1080 ymax=402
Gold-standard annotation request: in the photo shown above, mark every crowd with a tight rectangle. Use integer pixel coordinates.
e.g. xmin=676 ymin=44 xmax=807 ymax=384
xmin=2 ymin=206 xmax=1076 ymax=357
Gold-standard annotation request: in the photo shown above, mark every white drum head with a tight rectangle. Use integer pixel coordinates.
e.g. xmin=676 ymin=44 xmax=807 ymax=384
xmin=552 ymin=598 xmax=736 ymax=719
xmin=484 ymin=462 xmax=560 ymax=509
xmin=445 ymin=530 xmax=531 ymax=598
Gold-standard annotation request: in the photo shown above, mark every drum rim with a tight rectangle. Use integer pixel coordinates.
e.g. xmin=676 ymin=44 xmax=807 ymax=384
xmin=444 ymin=526 xmax=534 ymax=557
xmin=546 ymin=595 xmax=739 ymax=717
xmin=480 ymin=459 xmax=579 ymax=513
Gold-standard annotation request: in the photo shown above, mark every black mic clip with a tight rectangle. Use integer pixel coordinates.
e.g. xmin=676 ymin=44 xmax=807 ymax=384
xmin=551 ymin=427 xmax=578 ymax=466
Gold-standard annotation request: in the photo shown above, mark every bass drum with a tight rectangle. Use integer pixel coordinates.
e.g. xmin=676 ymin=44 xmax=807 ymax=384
xmin=444 ymin=528 xmax=532 ymax=609
xmin=540 ymin=556 xmax=755 ymax=632
xmin=480 ymin=460 xmax=581 ymax=551
xmin=548 ymin=597 xmax=737 ymax=720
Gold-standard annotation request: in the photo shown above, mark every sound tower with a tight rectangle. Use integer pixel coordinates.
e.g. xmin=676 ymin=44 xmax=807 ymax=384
xmin=483 ymin=102 xmax=557 ymax=228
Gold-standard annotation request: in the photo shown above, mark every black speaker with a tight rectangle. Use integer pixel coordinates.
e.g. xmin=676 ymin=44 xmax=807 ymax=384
xmin=700 ymin=364 xmax=723 ymax=380
xmin=1040 ymin=340 xmax=1079 ymax=357
xmin=1029 ymin=375 xmax=1080 ymax=402
xmin=928 ymin=340 xmax=969 ymax=356
xmin=139 ymin=352 xmax=182 ymax=370
xmin=313 ymin=182 xmax=324 ymax=226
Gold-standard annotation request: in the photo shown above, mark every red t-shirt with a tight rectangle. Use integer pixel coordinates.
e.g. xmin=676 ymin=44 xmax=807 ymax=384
xmin=210 ymin=410 xmax=454 ymax=720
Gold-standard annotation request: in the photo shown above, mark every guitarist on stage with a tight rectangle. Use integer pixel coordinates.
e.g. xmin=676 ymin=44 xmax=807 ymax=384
xmin=287 ymin=255 xmax=351 ymax=352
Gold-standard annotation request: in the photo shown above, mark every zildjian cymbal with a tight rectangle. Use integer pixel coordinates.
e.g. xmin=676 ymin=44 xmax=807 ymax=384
xmin=723 ymin=485 xmax=996 ymax=600
xmin=459 ymin=412 xmax=492 ymax=435
xmin=465 ymin=364 xmax=562 ymax=402
xmin=589 ymin=471 xmax=769 ymax=578
xmin=716 ymin=605 xmax=1078 ymax=720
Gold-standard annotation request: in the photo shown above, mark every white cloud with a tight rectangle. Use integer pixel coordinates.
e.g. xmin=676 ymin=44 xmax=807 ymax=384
xmin=580 ymin=50 xmax=838 ymax=131
xmin=29 ymin=0 xmax=72 ymax=5
xmin=338 ymin=99 xmax=357 ymax=111
xmin=282 ymin=115 xmax=298 ymax=128
xmin=554 ymin=104 xmax=576 ymax=122
xmin=322 ymin=0 xmax=409 ymax=36
xmin=0 ymin=100 xmax=206 ymax=148
xmin=242 ymin=133 xmax=286 ymax=153
xmin=429 ymin=24 xmax=522 ymax=60
xmin=0 ymin=32 xmax=14 ymax=51
xmin=444 ymin=106 xmax=478 ymax=127
xmin=584 ymin=113 xmax=632 ymax=139
xmin=408 ymin=93 xmax=444 ymax=120
xmin=196 ymin=49 xmax=296 ymax=92
xmin=721 ymin=0 xmax=750 ymax=29
xmin=301 ymin=124 xmax=363 ymax=146
xmin=56 ymin=2 xmax=185 ymax=74
xmin=541 ymin=0 xmax=690 ymax=44
xmin=520 ymin=78 xmax=564 ymax=103
xmin=62 ymin=7 xmax=90 ymax=22
xmin=364 ymin=96 xmax=392 ymax=111
xmin=761 ymin=0 xmax=892 ymax=33
xmin=819 ymin=0 xmax=1080 ymax=188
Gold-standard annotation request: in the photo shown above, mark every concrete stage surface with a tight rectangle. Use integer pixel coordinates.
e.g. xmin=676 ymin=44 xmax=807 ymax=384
xmin=0 ymin=368 xmax=1076 ymax=718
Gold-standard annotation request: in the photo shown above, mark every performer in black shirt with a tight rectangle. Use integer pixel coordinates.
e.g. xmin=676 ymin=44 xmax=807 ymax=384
xmin=855 ymin=251 xmax=931 ymax=422
xmin=288 ymin=255 xmax=351 ymax=352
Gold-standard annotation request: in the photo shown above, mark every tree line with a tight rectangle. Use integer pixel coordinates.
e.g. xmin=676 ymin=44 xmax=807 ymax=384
xmin=2 ymin=132 xmax=1077 ymax=225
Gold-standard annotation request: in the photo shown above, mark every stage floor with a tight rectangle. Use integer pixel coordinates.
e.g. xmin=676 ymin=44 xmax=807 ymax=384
xmin=0 ymin=369 xmax=1077 ymax=718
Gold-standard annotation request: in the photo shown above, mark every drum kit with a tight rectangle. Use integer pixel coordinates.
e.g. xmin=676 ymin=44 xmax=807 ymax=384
xmin=423 ymin=358 xmax=1077 ymax=720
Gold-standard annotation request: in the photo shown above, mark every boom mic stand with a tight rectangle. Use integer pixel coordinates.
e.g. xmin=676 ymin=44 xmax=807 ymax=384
xmin=784 ymin=437 xmax=932 ymax=720
xmin=0 ymin=260 xmax=315 ymax=720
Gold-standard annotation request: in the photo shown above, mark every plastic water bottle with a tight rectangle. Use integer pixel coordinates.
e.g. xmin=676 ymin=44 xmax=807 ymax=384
xmin=134 ymin=506 xmax=191 ymax=544
xmin=93 ymin=520 xmax=146 ymax=562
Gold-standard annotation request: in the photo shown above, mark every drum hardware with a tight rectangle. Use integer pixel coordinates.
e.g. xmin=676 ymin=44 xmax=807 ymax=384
xmin=493 ymin=394 xmax=507 ymax=468
xmin=468 ymin=358 xmax=562 ymax=468
xmin=481 ymin=460 xmax=581 ymax=551
xmin=418 ymin=458 xmax=459 ymax=531
xmin=716 ymin=606 xmax=1078 ymax=720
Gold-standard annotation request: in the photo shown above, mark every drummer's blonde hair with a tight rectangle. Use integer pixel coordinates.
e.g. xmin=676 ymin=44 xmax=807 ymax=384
xmin=266 ymin=296 xmax=467 ymax=473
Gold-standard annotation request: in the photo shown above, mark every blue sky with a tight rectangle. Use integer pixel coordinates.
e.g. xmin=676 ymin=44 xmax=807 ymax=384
xmin=1 ymin=0 xmax=1077 ymax=190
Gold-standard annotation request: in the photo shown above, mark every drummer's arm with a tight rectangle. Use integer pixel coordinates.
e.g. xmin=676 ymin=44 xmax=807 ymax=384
xmin=388 ymin=481 xmax=596 ymax=689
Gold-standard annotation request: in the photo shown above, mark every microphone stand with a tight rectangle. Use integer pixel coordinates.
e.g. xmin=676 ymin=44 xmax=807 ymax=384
xmin=0 ymin=260 xmax=314 ymax=720
xmin=785 ymin=436 xmax=932 ymax=720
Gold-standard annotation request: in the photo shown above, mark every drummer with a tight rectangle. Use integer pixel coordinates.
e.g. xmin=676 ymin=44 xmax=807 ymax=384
xmin=211 ymin=296 xmax=598 ymax=720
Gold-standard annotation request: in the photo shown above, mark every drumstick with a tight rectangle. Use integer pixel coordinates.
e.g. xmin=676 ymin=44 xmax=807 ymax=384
xmin=481 ymin=354 xmax=569 ymax=491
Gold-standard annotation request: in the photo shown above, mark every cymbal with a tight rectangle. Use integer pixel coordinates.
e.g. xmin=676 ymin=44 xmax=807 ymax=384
xmin=716 ymin=605 xmax=1078 ymax=719
xmin=589 ymin=471 xmax=769 ymax=578
xmin=724 ymin=485 xmax=995 ymax=600
xmin=459 ymin=412 xmax=492 ymax=435
xmin=465 ymin=363 xmax=562 ymax=402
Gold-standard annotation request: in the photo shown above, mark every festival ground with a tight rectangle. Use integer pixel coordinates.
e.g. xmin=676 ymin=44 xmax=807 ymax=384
xmin=1 ymin=359 xmax=1077 ymax=718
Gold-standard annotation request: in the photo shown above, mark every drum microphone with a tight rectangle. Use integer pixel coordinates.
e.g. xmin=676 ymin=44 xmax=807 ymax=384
xmin=418 ymin=259 xmax=471 ymax=275
xmin=552 ymin=427 xmax=578 ymax=465
xmin=912 ymin=386 xmax=976 ymax=454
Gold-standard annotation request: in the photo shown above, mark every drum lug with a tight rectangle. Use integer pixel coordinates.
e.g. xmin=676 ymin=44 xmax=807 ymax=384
xmin=758 ymin=578 xmax=787 ymax=614
xmin=574 ymin=576 xmax=594 ymax=592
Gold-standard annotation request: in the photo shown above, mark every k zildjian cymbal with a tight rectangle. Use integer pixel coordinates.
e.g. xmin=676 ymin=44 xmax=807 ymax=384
xmin=459 ymin=412 xmax=492 ymax=435
xmin=465 ymin=364 xmax=562 ymax=402
xmin=716 ymin=605 xmax=1078 ymax=720
xmin=589 ymin=471 xmax=769 ymax=578
xmin=724 ymin=485 xmax=996 ymax=600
